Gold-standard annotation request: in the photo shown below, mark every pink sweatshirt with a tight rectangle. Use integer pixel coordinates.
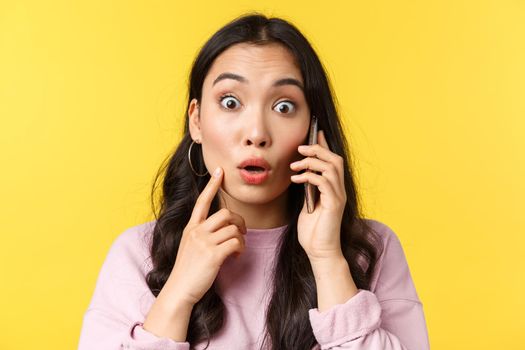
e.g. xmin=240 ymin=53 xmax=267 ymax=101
xmin=78 ymin=219 xmax=429 ymax=349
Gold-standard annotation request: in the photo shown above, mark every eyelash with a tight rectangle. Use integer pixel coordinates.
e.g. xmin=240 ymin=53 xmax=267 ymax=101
xmin=218 ymin=94 xmax=297 ymax=114
xmin=218 ymin=94 xmax=239 ymax=110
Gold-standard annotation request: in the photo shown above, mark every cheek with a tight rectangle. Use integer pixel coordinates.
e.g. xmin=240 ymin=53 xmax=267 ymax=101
xmin=200 ymin=121 xmax=232 ymax=167
xmin=200 ymin=102 xmax=234 ymax=141
xmin=278 ymin=126 xmax=308 ymax=171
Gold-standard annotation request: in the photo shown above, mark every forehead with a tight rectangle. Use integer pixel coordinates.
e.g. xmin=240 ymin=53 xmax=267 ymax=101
xmin=204 ymin=43 xmax=303 ymax=84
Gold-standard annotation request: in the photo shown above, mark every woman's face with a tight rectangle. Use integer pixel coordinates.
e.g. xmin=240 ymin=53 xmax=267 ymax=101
xmin=188 ymin=42 xmax=311 ymax=205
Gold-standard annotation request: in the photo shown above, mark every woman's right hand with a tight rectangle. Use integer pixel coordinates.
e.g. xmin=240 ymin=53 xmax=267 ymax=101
xmin=166 ymin=167 xmax=247 ymax=307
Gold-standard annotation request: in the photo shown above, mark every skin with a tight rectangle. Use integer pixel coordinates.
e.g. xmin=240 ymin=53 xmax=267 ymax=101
xmin=143 ymin=42 xmax=358 ymax=342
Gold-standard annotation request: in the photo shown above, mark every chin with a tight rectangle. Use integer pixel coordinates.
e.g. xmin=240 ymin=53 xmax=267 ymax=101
xmin=234 ymin=189 xmax=277 ymax=204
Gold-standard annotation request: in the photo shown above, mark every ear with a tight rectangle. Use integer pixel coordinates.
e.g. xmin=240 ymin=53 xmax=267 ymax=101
xmin=188 ymin=98 xmax=202 ymax=141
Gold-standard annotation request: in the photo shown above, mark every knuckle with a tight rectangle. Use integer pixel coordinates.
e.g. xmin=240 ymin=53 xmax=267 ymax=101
xmin=219 ymin=208 xmax=231 ymax=217
xmin=228 ymin=224 xmax=241 ymax=234
xmin=233 ymin=236 xmax=244 ymax=248
xmin=188 ymin=227 xmax=200 ymax=239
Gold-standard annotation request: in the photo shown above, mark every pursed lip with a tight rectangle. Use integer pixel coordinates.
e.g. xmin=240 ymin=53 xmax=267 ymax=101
xmin=237 ymin=157 xmax=272 ymax=171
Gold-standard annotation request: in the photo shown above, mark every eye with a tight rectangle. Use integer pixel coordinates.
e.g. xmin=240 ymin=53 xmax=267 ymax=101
xmin=273 ymin=100 xmax=296 ymax=114
xmin=219 ymin=94 xmax=241 ymax=110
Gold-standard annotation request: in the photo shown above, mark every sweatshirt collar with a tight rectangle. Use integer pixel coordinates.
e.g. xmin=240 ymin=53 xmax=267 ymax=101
xmin=244 ymin=224 xmax=289 ymax=249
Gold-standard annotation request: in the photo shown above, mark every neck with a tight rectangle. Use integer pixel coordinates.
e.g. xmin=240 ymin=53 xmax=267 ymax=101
xmin=217 ymin=189 xmax=289 ymax=229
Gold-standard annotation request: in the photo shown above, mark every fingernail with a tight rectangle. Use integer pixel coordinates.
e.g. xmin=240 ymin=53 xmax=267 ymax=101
xmin=213 ymin=167 xmax=222 ymax=178
xmin=298 ymin=145 xmax=307 ymax=151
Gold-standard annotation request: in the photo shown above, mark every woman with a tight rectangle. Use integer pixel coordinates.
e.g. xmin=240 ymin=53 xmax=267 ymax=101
xmin=78 ymin=13 xmax=430 ymax=350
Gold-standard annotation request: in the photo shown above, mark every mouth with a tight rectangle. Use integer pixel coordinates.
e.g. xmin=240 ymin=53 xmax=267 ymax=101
xmin=242 ymin=165 xmax=267 ymax=173
xmin=237 ymin=157 xmax=272 ymax=184
xmin=238 ymin=166 xmax=270 ymax=184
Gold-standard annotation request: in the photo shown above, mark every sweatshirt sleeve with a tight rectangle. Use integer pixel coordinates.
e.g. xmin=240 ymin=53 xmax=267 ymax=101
xmin=77 ymin=225 xmax=190 ymax=350
xmin=307 ymin=221 xmax=430 ymax=350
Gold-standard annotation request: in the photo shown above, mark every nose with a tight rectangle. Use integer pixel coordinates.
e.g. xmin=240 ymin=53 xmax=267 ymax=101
xmin=242 ymin=109 xmax=271 ymax=148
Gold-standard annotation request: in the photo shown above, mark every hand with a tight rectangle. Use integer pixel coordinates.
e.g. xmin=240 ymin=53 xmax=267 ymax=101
xmin=166 ymin=167 xmax=247 ymax=306
xmin=290 ymin=130 xmax=347 ymax=262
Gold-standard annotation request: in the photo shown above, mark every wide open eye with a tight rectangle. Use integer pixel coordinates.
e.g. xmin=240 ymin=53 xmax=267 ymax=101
xmin=273 ymin=101 xmax=296 ymax=114
xmin=219 ymin=95 xmax=241 ymax=110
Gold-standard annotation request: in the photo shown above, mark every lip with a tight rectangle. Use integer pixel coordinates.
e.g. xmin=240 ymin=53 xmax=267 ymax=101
xmin=237 ymin=157 xmax=271 ymax=185
xmin=237 ymin=157 xmax=271 ymax=170
xmin=239 ymin=168 xmax=270 ymax=185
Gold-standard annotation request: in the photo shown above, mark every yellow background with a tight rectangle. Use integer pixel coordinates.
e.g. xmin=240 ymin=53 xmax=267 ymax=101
xmin=1 ymin=1 xmax=523 ymax=349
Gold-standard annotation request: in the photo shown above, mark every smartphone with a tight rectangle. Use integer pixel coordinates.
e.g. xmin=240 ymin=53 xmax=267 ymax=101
xmin=305 ymin=115 xmax=319 ymax=213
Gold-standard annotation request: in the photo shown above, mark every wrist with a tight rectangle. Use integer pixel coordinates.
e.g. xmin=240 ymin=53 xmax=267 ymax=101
xmin=143 ymin=288 xmax=194 ymax=342
xmin=310 ymin=255 xmax=359 ymax=312
xmin=158 ymin=281 xmax=197 ymax=311
xmin=309 ymin=254 xmax=347 ymax=279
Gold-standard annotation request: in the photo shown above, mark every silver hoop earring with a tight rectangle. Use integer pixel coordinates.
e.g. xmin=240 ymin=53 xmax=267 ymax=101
xmin=188 ymin=140 xmax=209 ymax=177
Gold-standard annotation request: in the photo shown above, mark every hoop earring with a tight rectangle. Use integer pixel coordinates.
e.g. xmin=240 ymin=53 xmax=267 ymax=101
xmin=188 ymin=140 xmax=209 ymax=177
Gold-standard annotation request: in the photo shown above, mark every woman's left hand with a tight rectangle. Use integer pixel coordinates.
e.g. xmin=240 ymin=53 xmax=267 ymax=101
xmin=290 ymin=129 xmax=347 ymax=263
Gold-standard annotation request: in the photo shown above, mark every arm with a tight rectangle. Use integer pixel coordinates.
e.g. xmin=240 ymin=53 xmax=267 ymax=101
xmin=77 ymin=227 xmax=191 ymax=350
xmin=142 ymin=278 xmax=194 ymax=342
xmin=310 ymin=255 xmax=359 ymax=313
xmin=308 ymin=223 xmax=430 ymax=350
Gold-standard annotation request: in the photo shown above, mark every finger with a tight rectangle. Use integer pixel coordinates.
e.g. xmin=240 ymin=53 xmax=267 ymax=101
xmin=298 ymin=143 xmax=343 ymax=172
xmin=215 ymin=235 xmax=245 ymax=260
xmin=189 ymin=167 xmax=223 ymax=224
xmin=290 ymin=156 xmax=337 ymax=177
xmin=203 ymin=208 xmax=247 ymax=235
xmin=291 ymin=171 xmax=342 ymax=206
xmin=207 ymin=224 xmax=245 ymax=246
xmin=290 ymin=157 xmax=341 ymax=188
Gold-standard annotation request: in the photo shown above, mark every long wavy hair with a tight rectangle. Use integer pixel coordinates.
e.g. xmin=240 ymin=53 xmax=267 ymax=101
xmin=145 ymin=13 xmax=384 ymax=350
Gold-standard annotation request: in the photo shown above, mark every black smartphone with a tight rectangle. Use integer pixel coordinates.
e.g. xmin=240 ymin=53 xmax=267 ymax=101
xmin=305 ymin=116 xmax=319 ymax=213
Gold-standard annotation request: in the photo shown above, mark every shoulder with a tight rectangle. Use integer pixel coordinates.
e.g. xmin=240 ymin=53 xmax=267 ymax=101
xmin=111 ymin=220 xmax=156 ymax=255
xmin=361 ymin=218 xmax=420 ymax=302
xmin=105 ymin=220 xmax=157 ymax=276
xmin=361 ymin=218 xmax=405 ymax=262
xmin=362 ymin=218 xmax=399 ymax=244
xmin=86 ymin=221 xmax=159 ymax=317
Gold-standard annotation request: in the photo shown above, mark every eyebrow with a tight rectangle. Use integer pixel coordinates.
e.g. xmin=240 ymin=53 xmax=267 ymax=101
xmin=212 ymin=72 xmax=304 ymax=91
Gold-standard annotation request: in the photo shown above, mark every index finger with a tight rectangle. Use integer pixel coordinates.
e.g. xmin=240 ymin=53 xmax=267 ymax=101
xmin=189 ymin=167 xmax=223 ymax=224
